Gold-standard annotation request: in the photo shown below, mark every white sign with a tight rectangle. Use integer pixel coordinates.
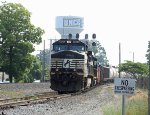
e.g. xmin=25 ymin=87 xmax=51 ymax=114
xmin=63 ymin=18 xmax=81 ymax=27
xmin=114 ymin=78 xmax=136 ymax=95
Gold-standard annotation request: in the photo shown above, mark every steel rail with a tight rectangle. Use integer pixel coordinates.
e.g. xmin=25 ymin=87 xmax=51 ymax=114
xmin=0 ymin=92 xmax=70 ymax=110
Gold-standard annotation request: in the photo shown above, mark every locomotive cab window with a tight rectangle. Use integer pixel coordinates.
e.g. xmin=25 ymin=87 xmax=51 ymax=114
xmin=53 ymin=44 xmax=85 ymax=52
xmin=53 ymin=39 xmax=86 ymax=52
xmin=53 ymin=45 xmax=68 ymax=51
xmin=69 ymin=45 xmax=84 ymax=51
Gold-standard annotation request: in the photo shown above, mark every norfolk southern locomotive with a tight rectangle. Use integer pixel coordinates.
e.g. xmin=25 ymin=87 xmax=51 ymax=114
xmin=50 ymin=35 xmax=99 ymax=92
xmin=50 ymin=16 xmax=118 ymax=93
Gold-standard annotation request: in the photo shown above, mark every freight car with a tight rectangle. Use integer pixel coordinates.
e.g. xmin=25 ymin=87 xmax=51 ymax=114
xmin=99 ymin=65 xmax=118 ymax=83
xmin=50 ymin=35 xmax=118 ymax=93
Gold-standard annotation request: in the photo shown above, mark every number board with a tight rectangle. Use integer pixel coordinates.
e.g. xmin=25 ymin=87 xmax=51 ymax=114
xmin=114 ymin=78 xmax=136 ymax=95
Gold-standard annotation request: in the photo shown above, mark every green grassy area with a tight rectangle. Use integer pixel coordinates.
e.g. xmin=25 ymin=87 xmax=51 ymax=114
xmin=126 ymin=90 xmax=148 ymax=115
xmin=0 ymin=90 xmax=24 ymax=98
xmin=101 ymin=101 xmax=121 ymax=115
xmin=102 ymin=89 xmax=148 ymax=115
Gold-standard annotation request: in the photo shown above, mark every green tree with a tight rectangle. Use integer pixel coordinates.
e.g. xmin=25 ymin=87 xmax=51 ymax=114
xmin=36 ymin=49 xmax=50 ymax=81
xmin=14 ymin=56 xmax=42 ymax=83
xmin=36 ymin=49 xmax=50 ymax=68
xmin=0 ymin=2 xmax=44 ymax=82
xmin=119 ymin=61 xmax=148 ymax=78
xmin=25 ymin=57 xmax=42 ymax=83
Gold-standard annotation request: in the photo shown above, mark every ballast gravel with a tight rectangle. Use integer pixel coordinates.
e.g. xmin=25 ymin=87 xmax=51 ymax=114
xmin=0 ymin=84 xmax=121 ymax=115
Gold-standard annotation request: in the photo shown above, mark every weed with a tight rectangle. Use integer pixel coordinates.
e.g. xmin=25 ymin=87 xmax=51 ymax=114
xmin=102 ymin=89 xmax=148 ymax=115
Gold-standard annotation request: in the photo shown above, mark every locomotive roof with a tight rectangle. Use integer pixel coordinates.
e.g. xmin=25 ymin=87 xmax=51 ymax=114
xmin=53 ymin=39 xmax=87 ymax=46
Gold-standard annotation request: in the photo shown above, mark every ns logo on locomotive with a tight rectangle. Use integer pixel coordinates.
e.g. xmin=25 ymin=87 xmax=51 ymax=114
xmin=50 ymin=16 xmax=118 ymax=93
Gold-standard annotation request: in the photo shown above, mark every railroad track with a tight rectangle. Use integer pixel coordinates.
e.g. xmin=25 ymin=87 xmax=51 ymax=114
xmin=0 ymin=92 xmax=71 ymax=110
xmin=0 ymin=83 xmax=108 ymax=110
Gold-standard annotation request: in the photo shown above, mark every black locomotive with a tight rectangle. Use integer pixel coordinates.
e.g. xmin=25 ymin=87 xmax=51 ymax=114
xmin=50 ymin=35 xmax=118 ymax=93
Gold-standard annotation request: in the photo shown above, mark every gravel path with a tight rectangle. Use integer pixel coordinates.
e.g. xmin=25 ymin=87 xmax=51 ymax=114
xmin=0 ymin=84 xmax=120 ymax=115
xmin=0 ymin=83 xmax=52 ymax=99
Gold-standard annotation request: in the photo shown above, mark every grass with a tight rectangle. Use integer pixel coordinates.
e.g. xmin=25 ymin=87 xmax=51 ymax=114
xmin=0 ymin=90 xmax=39 ymax=102
xmin=101 ymin=102 xmax=121 ymax=115
xmin=126 ymin=90 xmax=148 ymax=115
xmin=0 ymin=90 xmax=24 ymax=98
xmin=102 ymin=89 xmax=148 ymax=115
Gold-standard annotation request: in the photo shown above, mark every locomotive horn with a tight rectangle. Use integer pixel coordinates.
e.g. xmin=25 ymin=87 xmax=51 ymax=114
xmin=92 ymin=33 xmax=96 ymax=39
xmin=85 ymin=34 xmax=88 ymax=39
xmin=68 ymin=33 xmax=72 ymax=39
xmin=76 ymin=33 xmax=79 ymax=39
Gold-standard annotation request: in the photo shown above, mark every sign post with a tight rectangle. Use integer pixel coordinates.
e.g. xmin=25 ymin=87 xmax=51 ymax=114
xmin=114 ymin=78 xmax=136 ymax=115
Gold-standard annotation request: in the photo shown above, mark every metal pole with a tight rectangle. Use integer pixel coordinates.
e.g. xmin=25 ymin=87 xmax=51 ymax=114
xmin=119 ymin=43 xmax=125 ymax=115
xmin=148 ymin=50 xmax=150 ymax=115
xmin=2 ymin=72 xmax=4 ymax=82
xmin=122 ymin=95 xmax=125 ymax=115
xmin=133 ymin=52 xmax=134 ymax=62
xmin=43 ymin=40 xmax=45 ymax=82
xmin=119 ymin=43 xmax=121 ymax=78
xmin=49 ymin=39 xmax=52 ymax=71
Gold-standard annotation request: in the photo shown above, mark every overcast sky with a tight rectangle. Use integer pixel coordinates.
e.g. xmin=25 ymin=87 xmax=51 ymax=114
xmin=2 ymin=0 xmax=150 ymax=65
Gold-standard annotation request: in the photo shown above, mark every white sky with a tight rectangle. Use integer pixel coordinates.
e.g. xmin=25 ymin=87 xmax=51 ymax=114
xmin=1 ymin=0 xmax=150 ymax=66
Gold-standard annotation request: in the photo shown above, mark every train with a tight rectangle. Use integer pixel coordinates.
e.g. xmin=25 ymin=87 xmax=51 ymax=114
xmin=50 ymin=34 xmax=118 ymax=93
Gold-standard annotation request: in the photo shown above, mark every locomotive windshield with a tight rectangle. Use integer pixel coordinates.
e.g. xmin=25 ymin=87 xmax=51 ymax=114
xmin=53 ymin=44 xmax=85 ymax=52
xmin=52 ymin=39 xmax=86 ymax=52
xmin=53 ymin=45 xmax=68 ymax=51
xmin=69 ymin=45 xmax=84 ymax=51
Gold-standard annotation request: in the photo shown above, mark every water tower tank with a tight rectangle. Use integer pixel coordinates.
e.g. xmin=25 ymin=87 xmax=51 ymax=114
xmin=55 ymin=16 xmax=84 ymax=39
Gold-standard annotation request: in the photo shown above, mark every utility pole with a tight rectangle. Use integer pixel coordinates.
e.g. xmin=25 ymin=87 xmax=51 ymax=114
xmin=133 ymin=52 xmax=134 ymax=62
xmin=119 ymin=43 xmax=125 ymax=115
xmin=49 ymin=39 xmax=52 ymax=70
xmin=119 ymin=43 xmax=121 ymax=78
xmin=42 ymin=40 xmax=45 ymax=82
xmin=2 ymin=72 xmax=4 ymax=82
xmin=148 ymin=41 xmax=150 ymax=115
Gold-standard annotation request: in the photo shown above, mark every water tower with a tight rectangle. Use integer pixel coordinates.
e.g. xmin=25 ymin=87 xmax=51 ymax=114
xmin=55 ymin=16 xmax=84 ymax=39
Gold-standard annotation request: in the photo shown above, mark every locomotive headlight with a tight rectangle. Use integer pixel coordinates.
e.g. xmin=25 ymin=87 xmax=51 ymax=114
xmin=67 ymin=41 xmax=71 ymax=43
xmin=56 ymin=68 xmax=59 ymax=71
xmin=73 ymin=69 xmax=76 ymax=71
